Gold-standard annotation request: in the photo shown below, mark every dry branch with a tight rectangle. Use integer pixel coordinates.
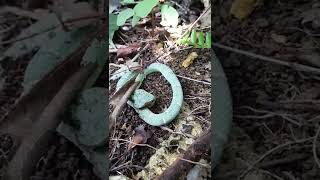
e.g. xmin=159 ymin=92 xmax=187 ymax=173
xmin=156 ymin=130 xmax=211 ymax=180
xmin=5 ymin=63 xmax=96 ymax=180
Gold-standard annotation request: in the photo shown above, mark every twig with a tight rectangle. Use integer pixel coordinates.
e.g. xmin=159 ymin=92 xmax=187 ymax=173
xmin=111 ymin=164 xmax=146 ymax=172
xmin=213 ymin=43 xmax=320 ymax=75
xmin=160 ymin=126 xmax=195 ymax=138
xmin=236 ymin=106 xmax=301 ymax=126
xmin=157 ymin=130 xmax=211 ymax=180
xmin=0 ymin=15 xmax=103 ymax=46
xmin=177 ymin=75 xmax=211 ymax=85
xmin=238 ymin=137 xmax=314 ymax=179
xmin=131 ymin=43 xmax=150 ymax=62
xmin=174 ymin=6 xmax=211 ymax=46
xmin=178 ymin=157 xmax=210 ymax=168
xmin=110 ymin=138 xmax=157 ymax=151
xmin=313 ymin=126 xmax=320 ymax=169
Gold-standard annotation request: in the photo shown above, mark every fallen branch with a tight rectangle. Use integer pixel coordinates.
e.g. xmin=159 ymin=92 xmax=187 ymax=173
xmin=213 ymin=43 xmax=320 ymax=75
xmin=5 ymin=63 xmax=96 ymax=180
xmin=156 ymin=130 xmax=211 ymax=180
xmin=109 ymin=80 xmax=139 ymax=130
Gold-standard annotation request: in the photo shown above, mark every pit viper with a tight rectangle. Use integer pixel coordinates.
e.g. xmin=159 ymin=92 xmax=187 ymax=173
xmin=116 ymin=63 xmax=183 ymax=126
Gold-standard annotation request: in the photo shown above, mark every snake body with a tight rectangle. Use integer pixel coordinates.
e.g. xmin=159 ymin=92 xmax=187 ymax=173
xmin=116 ymin=63 xmax=183 ymax=126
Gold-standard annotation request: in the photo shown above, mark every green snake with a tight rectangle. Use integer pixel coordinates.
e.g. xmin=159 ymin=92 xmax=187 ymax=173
xmin=116 ymin=63 xmax=183 ymax=126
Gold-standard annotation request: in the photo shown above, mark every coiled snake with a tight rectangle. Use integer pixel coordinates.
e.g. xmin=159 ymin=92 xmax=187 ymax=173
xmin=116 ymin=63 xmax=183 ymax=126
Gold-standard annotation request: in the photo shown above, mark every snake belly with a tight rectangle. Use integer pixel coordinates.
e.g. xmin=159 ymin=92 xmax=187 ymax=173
xmin=116 ymin=63 xmax=183 ymax=126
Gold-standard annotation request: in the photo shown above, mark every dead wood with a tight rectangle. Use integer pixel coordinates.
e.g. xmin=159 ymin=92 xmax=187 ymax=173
xmin=5 ymin=63 xmax=96 ymax=180
xmin=156 ymin=130 xmax=211 ymax=180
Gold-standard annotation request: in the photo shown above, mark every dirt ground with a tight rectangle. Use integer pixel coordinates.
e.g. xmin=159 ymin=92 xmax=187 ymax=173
xmin=213 ymin=0 xmax=320 ymax=179
xmin=109 ymin=46 xmax=212 ymax=178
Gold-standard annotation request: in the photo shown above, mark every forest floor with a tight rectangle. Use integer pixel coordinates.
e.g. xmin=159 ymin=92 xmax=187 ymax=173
xmin=108 ymin=0 xmax=212 ymax=179
xmin=213 ymin=0 xmax=320 ymax=179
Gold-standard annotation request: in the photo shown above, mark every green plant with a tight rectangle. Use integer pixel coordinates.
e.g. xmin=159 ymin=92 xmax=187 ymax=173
xmin=177 ymin=29 xmax=212 ymax=48
xmin=109 ymin=0 xmax=179 ymax=47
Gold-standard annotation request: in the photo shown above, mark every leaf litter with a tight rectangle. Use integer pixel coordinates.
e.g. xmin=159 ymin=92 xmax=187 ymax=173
xmin=109 ymin=6 xmax=212 ymax=175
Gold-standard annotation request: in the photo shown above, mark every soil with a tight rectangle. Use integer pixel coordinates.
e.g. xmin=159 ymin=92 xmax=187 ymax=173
xmin=109 ymin=47 xmax=212 ymax=178
xmin=213 ymin=0 xmax=320 ymax=179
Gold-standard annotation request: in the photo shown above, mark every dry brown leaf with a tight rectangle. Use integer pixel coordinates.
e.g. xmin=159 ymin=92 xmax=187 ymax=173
xmin=230 ymin=0 xmax=261 ymax=20
xmin=53 ymin=0 xmax=99 ymax=29
xmin=181 ymin=52 xmax=198 ymax=68
xmin=271 ymin=33 xmax=287 ymax=44
xmin=128 ymin=125 xmax=151 ymax=150
xmin=116 ymin=43 xmax=140 ymax=58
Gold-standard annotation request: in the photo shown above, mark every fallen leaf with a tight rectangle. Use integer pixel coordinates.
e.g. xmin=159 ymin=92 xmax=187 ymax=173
xmin=128 ymin=125 xmax=151 ymax=149
xmin=271 ymin=33 xmax=287 ymax=44
xmin=116 ymin=43 xmax=140 ymax=58
xmin=301 ymin=8 xmax=320 ymax=25
xmin=230 ymin=0 xmax=258 ymax=20
xmin=181 ymin=52 xmax=198 ymax=68
xmin=53 ymin=0 xmax=99 ymax=29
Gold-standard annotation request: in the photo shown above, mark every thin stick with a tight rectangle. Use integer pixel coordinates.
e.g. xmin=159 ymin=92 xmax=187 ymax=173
xmin=131 ymin=43 xmax=150 ymax=62
xmin=213 ymin=43 xmax=320 ymax=75
xmin=313 ymin=126 xmax=320 ymax=169
xmin=178 ymin=157 xmax=210 ymax=168
xmin=238 ymin=137 xmax=314 ymax=179
xmin=177 ymin=75 xmax=211 ymax=85
xmin=110 ymin=138 xmax=157 ymax=151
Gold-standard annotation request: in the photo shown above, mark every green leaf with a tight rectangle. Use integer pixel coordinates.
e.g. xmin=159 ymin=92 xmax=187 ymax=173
xmin=160 ymin=4 xmax=179 ymax=27
xmin=133 ymin=0 xmax=158 ymax=18
xmin=132 ymin=15 xmax=141 ymax=27
xmin=23 ymin=27 xmax=92 ymax=91
xmin=81 ymin=39 xmax=108 ymax=89
xmin=206 ymin=32 xmax=212 ymax=48
xmin=176 ymin=31 xmax=190 ymax=45
xmin=69 ymin=87 xmax=108 ymax=147
xmin=117 ymin=8 xmax=134 ymax=26
xmin=198 ymin=31 xmax=205 ymax=48
xmin=109 ymin=14 xmax=119 ymax=48
xmin=190 ymin=29 xmax=197 ymax=45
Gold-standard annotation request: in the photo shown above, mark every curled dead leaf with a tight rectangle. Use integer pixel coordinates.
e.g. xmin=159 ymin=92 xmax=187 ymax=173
xmin=117 ymin=43 xmax=140 ymax=58
xmin=128 ymin=125 xmax=151 ymax=150
xmin=53 ymin=0 xmax=99 ymax=30
xmin=181 ymin=52 xmax=198 ymax=68
xmin=230 ymin=0 xmax=261 ymax=20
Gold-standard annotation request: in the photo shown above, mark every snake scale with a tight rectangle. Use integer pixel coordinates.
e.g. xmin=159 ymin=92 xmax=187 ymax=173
xmin=116 ymin=63 xmax=183 ymax=126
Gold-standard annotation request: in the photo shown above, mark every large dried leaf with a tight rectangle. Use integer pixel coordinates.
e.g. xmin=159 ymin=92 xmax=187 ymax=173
xmin=23 ymin=27 xmax=92 ymax=91
xmin=81 ymin=38 xmax=108 ymax=89
xmin=230 ymin=0 xmax=257 ymax=20
xmin=57 ymin=122 xmax=107 ymax=180
xmin=69 ymin=87 xmax=107 ymax=147
xmin=53 ymin=0 xmax=99 ymax=29
xmin=3 ymin=13 xmax=60 ymax=60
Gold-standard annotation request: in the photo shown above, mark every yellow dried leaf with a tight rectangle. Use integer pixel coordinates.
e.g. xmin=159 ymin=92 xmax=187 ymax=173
xmin=181 ymin=52 xmax=198 ymax=68
xmin=230 ymin=0 xmax=259 ymax=20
